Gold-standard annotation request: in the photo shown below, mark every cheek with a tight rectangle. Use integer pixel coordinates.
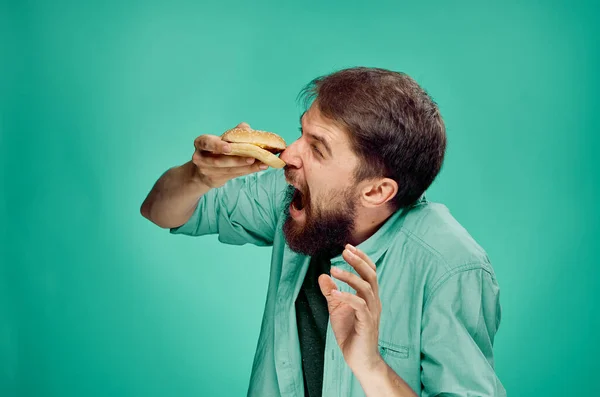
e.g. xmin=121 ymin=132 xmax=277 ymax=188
xmin=308 ymin=183 xmax=343 ymax=210
xmin=304 ymin=162 xmax=353 ymax=205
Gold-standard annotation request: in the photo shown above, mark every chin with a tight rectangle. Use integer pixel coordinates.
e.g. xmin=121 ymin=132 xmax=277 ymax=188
xmin=282 ymin=202 xmax=356 ymax=259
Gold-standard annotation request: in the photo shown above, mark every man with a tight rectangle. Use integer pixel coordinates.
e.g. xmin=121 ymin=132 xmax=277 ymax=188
xmin=141 ymin=67 xmax=506 ymax=396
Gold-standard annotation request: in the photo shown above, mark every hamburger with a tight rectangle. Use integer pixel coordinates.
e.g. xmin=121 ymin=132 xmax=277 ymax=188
xmin=220 ymin=127 xmax=287 ymax=168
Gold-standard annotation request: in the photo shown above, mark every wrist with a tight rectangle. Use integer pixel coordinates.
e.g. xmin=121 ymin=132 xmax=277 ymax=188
xmin=353 ymin=355 xmax=417 ymax=397
xmin=184 ymin=161 xmax=209 ymax=190
xmin=352 ymin=353 xmax=387 ymax=385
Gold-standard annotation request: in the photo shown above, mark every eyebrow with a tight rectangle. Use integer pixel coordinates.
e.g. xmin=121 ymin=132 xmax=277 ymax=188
xmin=299 ymin=112 xmax=334 ymax=157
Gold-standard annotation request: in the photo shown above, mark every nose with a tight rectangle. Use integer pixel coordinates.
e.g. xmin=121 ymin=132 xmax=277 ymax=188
xmin=280 ymin=140 xmax=302 ymax=169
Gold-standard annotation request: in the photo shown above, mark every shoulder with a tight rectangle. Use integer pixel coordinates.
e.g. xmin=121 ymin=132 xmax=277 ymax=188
xmin=401 ymin=199 xmax=492 ymax=270
xmin=389 ymin=198 xmax=499 ymax=297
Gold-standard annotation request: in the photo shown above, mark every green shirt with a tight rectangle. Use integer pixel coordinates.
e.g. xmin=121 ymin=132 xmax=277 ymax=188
xmin=171 ymin=168 xmax=506 ymax=397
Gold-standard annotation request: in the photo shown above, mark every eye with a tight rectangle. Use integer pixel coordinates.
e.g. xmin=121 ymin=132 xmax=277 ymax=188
xmin=311 ymin=144 xmax=323 ymax=158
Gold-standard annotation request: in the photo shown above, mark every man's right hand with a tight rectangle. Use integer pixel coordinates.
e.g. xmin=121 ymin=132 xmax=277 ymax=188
xmin=192 ymin=122 xmax=269 ymax=188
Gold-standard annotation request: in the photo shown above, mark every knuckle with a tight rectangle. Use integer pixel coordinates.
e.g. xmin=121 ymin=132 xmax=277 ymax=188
xmin=195 ymin=137 xmax=206 ymax=150
xmin=192 ymin=150 xmax=204 ymax=163
xmin=366 ymin=274 xmax=377 ymax=285
xmin=203 ymin=175 xmax=214 ymax=186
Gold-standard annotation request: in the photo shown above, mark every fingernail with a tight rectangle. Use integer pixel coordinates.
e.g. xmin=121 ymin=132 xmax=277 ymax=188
xmin=259 ymin=164 xmax=268 ymax=170
xmin=346 ymin=244 xmax=356 ymax=253
xmin=332 ymin=289 xmax=341 ymax=296
xmin=331 ymin=267 xmax=340 ymax=273
xmin=344 ymin=249 xmax=356 ymax=258
xmin=223 ymin=144 xmax=231 ymax=153
xmin=246 ymin=157 xmax=255 ymax=164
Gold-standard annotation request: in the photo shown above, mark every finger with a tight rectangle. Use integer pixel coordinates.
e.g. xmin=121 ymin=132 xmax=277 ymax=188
xmin=236 ymin=122 xmax=252 ymax=130
xmin=331 ymin=290 xmax=372 ymax=325
xmin=199 ymin=152 xmax=257 ymax=168
xmin=350 ymin=245 xmax=377 ymax=271
xmin=330 ymin=266 xmax=377 ymax=313
xmin=342 ymin=246 xmax=378 ymax=294
xmin=229 ymin=162 xmax=269 ymax=176
xmin=194 ymin=135 xmax=232 ymax=154
xmin=318 ymin=274 xmax=344 ymax=312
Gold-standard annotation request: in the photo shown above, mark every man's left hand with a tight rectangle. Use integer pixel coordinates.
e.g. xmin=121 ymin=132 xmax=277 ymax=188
xmin=318 ymin=244 xmax=383 ymax=374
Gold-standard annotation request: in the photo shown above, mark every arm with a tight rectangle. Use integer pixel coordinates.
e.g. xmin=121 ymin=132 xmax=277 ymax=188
xmin=420 ymin=267 xmax=506 ymax=397
xmin=141 ymin=161 xmax=210 ymax=229
xmin=356 ymin=266 xmax=505 ymax=397
xmin=141 ymin=124 xmax=266 ymax=229
xmin=354 ymin=359 xmax=417 ymax=397
xmin=145 ymin=128 xmax=288 ymax=246
xmin=319 ymin=248 xmax=505 ymax=396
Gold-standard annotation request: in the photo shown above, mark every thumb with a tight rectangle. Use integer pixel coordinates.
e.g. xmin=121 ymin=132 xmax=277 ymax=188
xmin=319 ymin=274 xmax=343 ymax=312
xmin=318 ymin=274 xmax=339 ymax=302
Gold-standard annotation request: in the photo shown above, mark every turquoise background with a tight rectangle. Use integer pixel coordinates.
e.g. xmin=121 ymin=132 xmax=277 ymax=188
xmin=1 ymin=0 xmax=598 ymax=396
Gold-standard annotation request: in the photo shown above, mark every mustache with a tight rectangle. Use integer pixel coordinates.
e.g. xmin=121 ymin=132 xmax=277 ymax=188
xmin=283 ymin=184 xmax=310 ymax=204
xmin=284 ymin=168 xmax=307 ymax=194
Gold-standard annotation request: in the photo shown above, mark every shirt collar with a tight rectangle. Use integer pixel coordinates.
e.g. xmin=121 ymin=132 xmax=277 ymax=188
xmin=330 ymin=194 xmax=427 ymax=268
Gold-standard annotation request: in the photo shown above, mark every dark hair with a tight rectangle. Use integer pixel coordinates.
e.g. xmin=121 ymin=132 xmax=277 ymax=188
xmin=298 ymin=67 xmax=446 ymax=209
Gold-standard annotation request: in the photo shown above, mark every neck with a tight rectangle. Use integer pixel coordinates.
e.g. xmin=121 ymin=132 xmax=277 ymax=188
xmin=348 ymin=206 xmax=395 ymax=247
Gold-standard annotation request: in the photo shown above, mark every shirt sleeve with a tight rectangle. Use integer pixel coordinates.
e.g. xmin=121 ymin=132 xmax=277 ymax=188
xmin=169 ymin=168 xmax=288 ymax=247
xmin=420 ymin=267 xmax=506 ymax=397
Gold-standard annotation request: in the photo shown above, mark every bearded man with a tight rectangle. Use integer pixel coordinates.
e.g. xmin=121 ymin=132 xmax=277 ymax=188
xmin=141 ymin=67 xmax=506 ymax=397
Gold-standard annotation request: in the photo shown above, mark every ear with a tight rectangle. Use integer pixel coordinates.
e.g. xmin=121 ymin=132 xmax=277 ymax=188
xmin=359 ymin=178 xmax=398 ymax=208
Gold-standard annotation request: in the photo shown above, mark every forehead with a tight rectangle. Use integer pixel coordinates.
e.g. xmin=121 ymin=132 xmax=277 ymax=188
xmin=301 ymin=104 xmax=351 ymax=148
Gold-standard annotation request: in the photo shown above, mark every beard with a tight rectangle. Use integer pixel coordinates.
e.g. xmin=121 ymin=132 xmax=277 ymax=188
xmin=282 ymin=183 xmax=357 ymax=259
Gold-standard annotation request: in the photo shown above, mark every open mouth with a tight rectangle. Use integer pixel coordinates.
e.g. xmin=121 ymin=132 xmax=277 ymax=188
xmin=292 ymin=188 xmax=305 ymax=211
xmin=289 ymin=187 xmax=307 ymax=221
